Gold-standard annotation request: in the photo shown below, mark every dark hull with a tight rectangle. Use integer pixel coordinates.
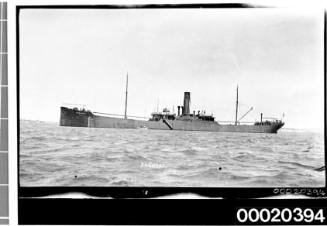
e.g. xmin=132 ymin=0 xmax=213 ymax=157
xmin=60 ymin=107 xmax=284 ymax=133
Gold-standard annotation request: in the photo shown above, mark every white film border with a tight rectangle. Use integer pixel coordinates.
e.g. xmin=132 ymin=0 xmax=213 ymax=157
xmin=0 ymin=1 xmax=8 ymax=225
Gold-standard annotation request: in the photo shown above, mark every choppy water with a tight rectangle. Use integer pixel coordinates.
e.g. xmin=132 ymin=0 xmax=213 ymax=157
xmin=20 ymin=120 xmax=325 ymax=187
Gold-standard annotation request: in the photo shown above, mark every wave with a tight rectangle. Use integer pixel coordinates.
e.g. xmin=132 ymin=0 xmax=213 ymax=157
xmin=19 ymin=120 xmax=325 ymax=187
xmin=278 ymin=160 xmax=316 ymax=170
xmin=111 ymin=180 xmax=130 ymax=186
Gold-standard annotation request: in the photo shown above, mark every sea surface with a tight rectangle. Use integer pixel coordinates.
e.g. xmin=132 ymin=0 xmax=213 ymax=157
xmin=20 ymin=120 xmax=325 ymax=187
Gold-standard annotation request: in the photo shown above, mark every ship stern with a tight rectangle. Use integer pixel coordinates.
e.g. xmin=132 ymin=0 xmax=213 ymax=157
xmin=60 ymin=107 xmax=93 ymax=127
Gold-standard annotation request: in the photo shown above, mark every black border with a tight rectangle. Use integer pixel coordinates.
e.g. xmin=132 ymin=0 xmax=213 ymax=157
xmin=17 ymin=198 xmax=327 ymax=225
xmin=17 ymin=3 xmax=327 ymax=225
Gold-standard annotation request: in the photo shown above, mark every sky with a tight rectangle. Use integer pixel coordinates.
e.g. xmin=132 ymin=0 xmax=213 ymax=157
xmin=19 ymin=8 xmax=324 ymax=130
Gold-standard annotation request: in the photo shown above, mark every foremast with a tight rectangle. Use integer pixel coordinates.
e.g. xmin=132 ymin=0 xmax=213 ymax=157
xmin=124 ymin=73 xmax=128 ymax=119
xmin=235 ymin=85 xmax=238 ymax=125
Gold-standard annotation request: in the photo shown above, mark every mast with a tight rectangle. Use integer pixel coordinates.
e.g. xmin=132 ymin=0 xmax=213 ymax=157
xmin=235 ymin=85 xmax=238 ymax=125
xmin=124 ymin=73 xmax=128 ymax=119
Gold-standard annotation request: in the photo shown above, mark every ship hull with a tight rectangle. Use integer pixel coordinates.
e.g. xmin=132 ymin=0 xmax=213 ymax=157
xmin=60 ymin=107 xmax=284 ymax=133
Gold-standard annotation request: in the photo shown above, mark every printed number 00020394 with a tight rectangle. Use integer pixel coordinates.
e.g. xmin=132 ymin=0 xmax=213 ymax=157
xmin=236 ymin=208 xmax=325 ymax=223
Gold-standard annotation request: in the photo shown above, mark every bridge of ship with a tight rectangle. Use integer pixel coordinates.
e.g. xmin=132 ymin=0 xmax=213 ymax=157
xmin=149 ymin=92 xmax=215 ymax=122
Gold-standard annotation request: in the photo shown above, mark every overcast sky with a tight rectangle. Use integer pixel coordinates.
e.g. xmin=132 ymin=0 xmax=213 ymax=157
xmin=19 ymin=8 xmax=324 ymax=130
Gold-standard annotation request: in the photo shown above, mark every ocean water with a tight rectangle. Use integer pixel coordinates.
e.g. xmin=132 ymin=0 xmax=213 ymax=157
xmin=20 ymin=120 xmax=325 ymax=187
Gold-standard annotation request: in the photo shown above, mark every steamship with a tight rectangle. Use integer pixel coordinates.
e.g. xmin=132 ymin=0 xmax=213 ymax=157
xmin=60 ymin=75 xmax=284 ymax=133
